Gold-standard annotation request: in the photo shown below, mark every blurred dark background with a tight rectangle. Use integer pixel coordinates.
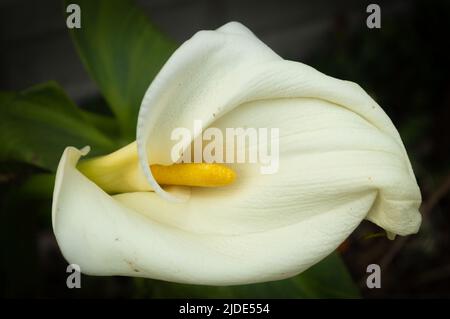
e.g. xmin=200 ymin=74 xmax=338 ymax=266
xmin=1 ymin=0 xmax=449 ymax=298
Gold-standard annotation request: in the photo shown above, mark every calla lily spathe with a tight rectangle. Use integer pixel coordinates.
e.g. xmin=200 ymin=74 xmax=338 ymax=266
xmin=52 ymin=22 xmax=421 ymax=285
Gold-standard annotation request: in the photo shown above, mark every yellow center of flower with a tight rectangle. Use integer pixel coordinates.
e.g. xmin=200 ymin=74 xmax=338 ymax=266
xmin=151 ymin=163 xmax=236 ymax=187
xmin=77 ymin=142 xmax=236 ymax=194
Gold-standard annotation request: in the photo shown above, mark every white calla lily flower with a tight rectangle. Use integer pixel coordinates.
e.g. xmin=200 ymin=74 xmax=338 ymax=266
xmin=52 ymin=22 xmax=421 ymax=285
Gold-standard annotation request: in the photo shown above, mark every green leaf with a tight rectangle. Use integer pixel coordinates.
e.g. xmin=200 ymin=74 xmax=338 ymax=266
xmin=19 ymin=173 xmax=55 ymax=199
xmin=80 ymin=110 xmax=120 ymax=140
xmin=0 ymin=91 xmax=16 ymax=106
xmin=66 ymin=0 xmax=177 ymax=140
xmin=289 ymin=252 xmax=360 ymax=298
xmin=134 ymin=252 xmax=360 ymax=298
xmin=0 ymin=82 xmax=117 ymax=171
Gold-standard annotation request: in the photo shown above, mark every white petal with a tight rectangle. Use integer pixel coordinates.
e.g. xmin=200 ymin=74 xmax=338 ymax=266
xmin=136 ymin=21 xmax=421 ymax=234
xmin=53 ymin=22 xmax=422 ymax=284
xmin=53 ymin=147 xmax=373 ymax=284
